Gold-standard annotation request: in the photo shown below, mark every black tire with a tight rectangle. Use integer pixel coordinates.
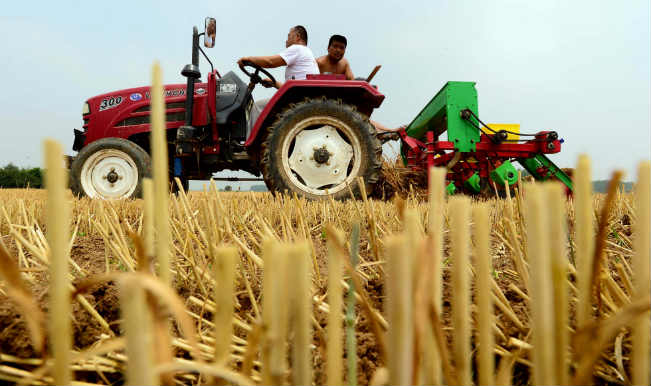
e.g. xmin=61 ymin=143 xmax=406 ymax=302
xmin=261 ymin=97 xmax=383 ymax=200
xmin=70 ymin=137 xmax=151 ymax=199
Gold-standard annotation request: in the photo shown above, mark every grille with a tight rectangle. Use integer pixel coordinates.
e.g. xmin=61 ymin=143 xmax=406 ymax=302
xmin=133 ymin=102 xmax=185 ymax=112
xmin=116 ymin=111 xmax=186 ymax=127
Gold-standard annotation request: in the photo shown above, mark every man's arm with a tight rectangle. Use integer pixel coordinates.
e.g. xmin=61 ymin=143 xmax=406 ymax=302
xmin=237 ymin=55 xmax=286 ymax=68
xmin=343 ymin=59 xmax=354 ymax=80
xmin=316 ymin=56 xmax=326 ymax=73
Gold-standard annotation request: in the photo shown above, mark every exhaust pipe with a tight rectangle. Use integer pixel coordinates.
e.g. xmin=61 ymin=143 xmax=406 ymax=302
xmin=181 ymin=26 xmax=201 ymax=126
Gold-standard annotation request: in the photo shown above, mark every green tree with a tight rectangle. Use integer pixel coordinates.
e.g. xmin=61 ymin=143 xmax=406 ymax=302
xmin=0 ymin=164 xmax=43 ymax=188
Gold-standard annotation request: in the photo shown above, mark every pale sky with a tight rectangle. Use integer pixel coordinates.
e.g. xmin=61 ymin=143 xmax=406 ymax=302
xmin=1 ymin=0 xmax=649 ymax=189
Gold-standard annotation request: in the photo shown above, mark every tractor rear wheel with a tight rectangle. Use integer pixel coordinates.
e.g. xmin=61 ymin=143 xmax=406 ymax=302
xmin=261 ymin=97 xmax=383 ymax=200
xmin=70 ymin=137 xmax=151 ymax=199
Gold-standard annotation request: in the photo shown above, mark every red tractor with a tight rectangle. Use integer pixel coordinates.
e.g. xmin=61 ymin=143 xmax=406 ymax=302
xmin=70 ymin=19 xmax=385 ymax=200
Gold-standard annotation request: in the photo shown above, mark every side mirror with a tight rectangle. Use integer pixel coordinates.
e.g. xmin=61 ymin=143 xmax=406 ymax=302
xmin=204 ymin=17 xmax=216 ymax=48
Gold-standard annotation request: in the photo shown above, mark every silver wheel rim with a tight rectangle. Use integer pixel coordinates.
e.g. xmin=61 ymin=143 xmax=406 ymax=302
xmin=281 ymin=116 xmax=362 ymax=196
xmin=80 ymin=149 xmax=139 ymax=199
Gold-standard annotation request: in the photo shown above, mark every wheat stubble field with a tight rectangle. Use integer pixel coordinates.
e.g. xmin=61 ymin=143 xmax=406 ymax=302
xmin=0 ymin=154 xmax=649 ymax=386
xmin=0 ymin=64 xmax=649 ymax=386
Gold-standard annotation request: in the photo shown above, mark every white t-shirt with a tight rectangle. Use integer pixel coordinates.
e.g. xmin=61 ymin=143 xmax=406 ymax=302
xmin=279 ymin=44 xmax=319 ymax=81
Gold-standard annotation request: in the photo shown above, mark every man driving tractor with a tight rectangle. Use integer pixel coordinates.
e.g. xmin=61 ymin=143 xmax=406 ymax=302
xmin=237 ymin=25 xmax=319 ymax=89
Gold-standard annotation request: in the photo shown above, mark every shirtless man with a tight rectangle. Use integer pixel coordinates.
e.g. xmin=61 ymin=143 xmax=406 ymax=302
xmin=317 ymin=34 xmax=402 ymax=134
xmin=316 ymin=35 xmax=354 ymax=80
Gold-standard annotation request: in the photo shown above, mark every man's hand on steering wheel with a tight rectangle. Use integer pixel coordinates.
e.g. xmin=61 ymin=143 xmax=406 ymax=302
xmin=260 ymin=78 xmax=276 ymax=88
xmin=238 ymin=59 xmax=278 ymax=91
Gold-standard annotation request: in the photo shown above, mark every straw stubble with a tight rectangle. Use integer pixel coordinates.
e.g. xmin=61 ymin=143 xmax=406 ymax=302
xmin=150 ymin=62 xmax=171 ymax=285
xmin=473 ymin=203 xmax=494 ymax=386
xmin=385 ymin=235 xmax=413 ymax=385
xmin=575 ymin=155 xmax=594 ymax=327
xmin=121 ymin=277 xmax=156 ymax=385
xmin=631 ymin=161 xmax=650 ymax=386
xmin=326 ymin=228 xmax=344 ymax=386
xmin=288 ymin=242 xmax=312 ymax=385
xmin=143 ymin=178 xmax=154 ymax=258
xmin=526 ymin=183 xmax=556 ymax=385
xmin=261 ymin=240 xmax=289 ymax=385
xmin=424 ymin=166 xmax=446 ymax=385
xmin=213 ymin=246 xmax=237 ymax=365
xmin=547 ymin=182 xmax=570 ymax=385
xmin=44 ymin=139 xmax=71 ymax=386
xmin=449 ymin=196 xmax=471 ymax=386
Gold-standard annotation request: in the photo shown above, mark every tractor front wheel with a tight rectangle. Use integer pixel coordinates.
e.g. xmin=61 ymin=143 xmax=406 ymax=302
xmin=70 ymin=137 xmax=151 ymax=199
xmin=261 ymin=98 xmax=383 ymax=200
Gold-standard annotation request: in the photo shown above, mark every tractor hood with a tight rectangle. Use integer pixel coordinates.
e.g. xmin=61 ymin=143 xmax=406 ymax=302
xmin=79 ymin=82 xmax=210 ymax=149
xmin=84 ymin=83 xmax=206 ymax=116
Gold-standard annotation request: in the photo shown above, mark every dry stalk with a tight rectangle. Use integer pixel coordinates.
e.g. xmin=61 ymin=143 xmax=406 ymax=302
xmin=473 ymin=203 xmax=494 ymax=385
xmin=357 ymin=177 xmax=381 ymax=263
xmin=413 ymin=238 xmax=434 ymax=386
xmin=504 ymin=177 xmax=530 ymax=288
xmin=121 ymin=275 xmax=156 ymax=385
xmin=526 ymin=183 xmax=555 ymax=385
xmin=346 ymin=221 xmax=360 ymax=386
xmin=591 ymin=170 xmax=623 ymax=317
xmin=44 ymin=139 xmax=71 ymax=385
xmin=288 ymin=242 xmax=312 ymax=385
xmin=449 ymin=196 xmax=471 ymax=386
xmin=547 ymin=182 xmax=570 ymax=385
xmin=150 ymin=62 xmax=172 ymax=286
xmin=575 ymin=154 xmax=595 ymax=327
xmin=213 ymin=246 xmax=238 ymax=365
xmin=424 ymin=166 xmax=446 ymax=385
xmin=326 ymin=227 xmax=344 ymax=386
xmin=143 ymin=178 xmax=154 ymax=258
xmin=631 ymin=161 xmax=650 ymax=386
xmin=385 ymin=235 xmax=413 ymax=385
xmin=240 ymin=319 xmax=263 ymax=377
xmin=261 ymin=240 xmax=288 ymax=385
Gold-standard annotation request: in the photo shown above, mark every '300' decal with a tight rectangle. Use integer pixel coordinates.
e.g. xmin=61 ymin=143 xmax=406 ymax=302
xmin=99 ymin=96 xmax=123 ymax=111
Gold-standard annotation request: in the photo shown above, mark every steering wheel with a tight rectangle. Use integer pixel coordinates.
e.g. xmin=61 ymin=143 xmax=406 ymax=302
xmin=238 ymin=60 xmax=277 ymax=90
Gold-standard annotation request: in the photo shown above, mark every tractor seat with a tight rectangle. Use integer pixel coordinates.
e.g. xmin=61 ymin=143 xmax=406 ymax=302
xmin=247 ymin=98 xmax=268 ymax=140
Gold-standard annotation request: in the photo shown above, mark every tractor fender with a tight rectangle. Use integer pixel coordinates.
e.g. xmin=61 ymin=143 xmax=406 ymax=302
xmin=244 ymin=79 xmax=385 ymax=148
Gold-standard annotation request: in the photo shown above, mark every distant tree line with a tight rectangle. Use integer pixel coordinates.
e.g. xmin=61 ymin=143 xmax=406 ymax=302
xmin=0 ymin=164 xmax=43 ymax=188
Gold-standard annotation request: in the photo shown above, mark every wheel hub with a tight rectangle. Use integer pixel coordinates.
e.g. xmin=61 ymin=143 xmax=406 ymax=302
xmin=313 ymin=147 xmax=331 ymax=164
xmin=106 ymin=169 xmax=119 ymax=183
xmin=287 ymin=125 xmax=354 ymax=190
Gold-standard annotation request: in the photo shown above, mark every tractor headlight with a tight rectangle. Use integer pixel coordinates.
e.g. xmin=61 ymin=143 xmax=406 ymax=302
xmin=82 ymin=102 xmax=90 ymax=115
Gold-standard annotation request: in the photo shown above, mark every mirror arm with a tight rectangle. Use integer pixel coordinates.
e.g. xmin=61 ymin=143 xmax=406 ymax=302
xmin=195 ymin=41 xmax=214 ymax=74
